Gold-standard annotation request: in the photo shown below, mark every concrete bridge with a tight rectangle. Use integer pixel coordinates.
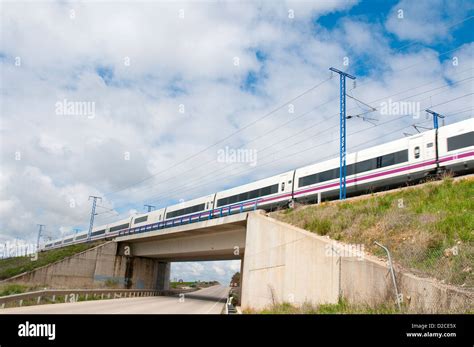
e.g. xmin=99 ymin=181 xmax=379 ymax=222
xmin=115 ymin=212 xmax=248 ymax=294
xmin=3 ymin=211 xmax=473 ymax=312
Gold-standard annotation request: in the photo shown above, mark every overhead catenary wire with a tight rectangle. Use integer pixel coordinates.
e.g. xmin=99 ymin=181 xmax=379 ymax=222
xmin=101 ymin=41 xmax=471 ymax=200
xmin=119 ymin=68 xmax=474 ymax=203
xmin=113 ymin=76 xmax=473 ymax=210
xmin=102 ymin=77 xmax=333 ymax=197
xmin=144 ymin=98 xmax=472 ymax=208
xmin=65 ymin=102 xmax=472 ymax=232
xmin=79 ymin=117 xmax=431 ymax=229
xmin=138 ymin=77 xmax=474 ymax=205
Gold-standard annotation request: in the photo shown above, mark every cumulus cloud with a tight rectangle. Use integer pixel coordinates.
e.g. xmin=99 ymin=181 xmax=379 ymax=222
xmin=385 ymin=0 xmax=473 ymax=44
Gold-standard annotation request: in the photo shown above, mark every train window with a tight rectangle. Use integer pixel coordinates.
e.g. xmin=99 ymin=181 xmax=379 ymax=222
xmin=238 ymin=192 xmax=249 ymax=201
xmin=414 ymin=146 xmax=420 ymax=159
xmin=76 ymin=234 xmax=87 ymax=240
xmin=166 ymin=203 xmax=206 ymax=219
xmin=91 ymin=229 xmax=106 ymax=236
xmin=134 ymin=216 xmax=148 ymax=224
xmin=228 ymin=195 xmax=239 ymax=204
xmin=206 ymin=202 xmax=209 ymax=210
xmin=447 ymin=131 xmax=474 ymax=151
xmin=320 ymin=168 xmax=338 ymax=182
xmin=216 ymin=184 xmax=279 ymax=207
xmin=248 ymin=189 xmax=259 ymax=199
xmin=376 ymin=157 xmax=383 ymax=169
xmin=159 ymin=215 xmax=162 ymax=221
xmin=109 ymin=224 xmax=129 ymax=233
xmin=393 ymin=149 xmax=409 ymax=164
xmin=381 ymin=154 xmax=395 ymax=167
xmin=298 ymin=149 xmax=409 ymax=188
xmin=355 ymin=158 xmax=377 ymax=174
xmin=64 ymin=238 xmax=74 ymax=243
xmin=346 ymin=164 xmax=355 ymax=176
xmin=427 ymin=142 xmax=433 ymax=148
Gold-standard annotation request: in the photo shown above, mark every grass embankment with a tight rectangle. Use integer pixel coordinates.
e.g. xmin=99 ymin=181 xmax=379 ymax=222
xmin=0 ymin=241 xmax=104 ymax=281
xmin=273 ymin=177 xmax=474 ymax=287
xmin=246 ymin=299 xmax=398 ymax=314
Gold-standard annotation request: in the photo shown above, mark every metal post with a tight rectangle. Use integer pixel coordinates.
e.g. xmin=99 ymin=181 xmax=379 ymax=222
xmin=330 ymin=67 xmax=356 ymax=200
xmin=374 ymin=242 xmax=401 ymax=310
xmin=425 ymin=109 xmax=445 ymax=131
xmin=36 ymin=224 xmax=45 ymax=250
xmin=340 ymin=73 xmax=346 ymax=200
xmin=144 ymin=204 xmax=155 ymax=212
xmin=425 ymin=109 xmax=445 ymax=171
xmin=87 ymin=196 xmax=102 ymax=241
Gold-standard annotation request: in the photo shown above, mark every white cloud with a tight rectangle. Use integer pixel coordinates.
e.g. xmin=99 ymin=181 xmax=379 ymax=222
xmin=385 ymin=0 xmax=472 ymax=44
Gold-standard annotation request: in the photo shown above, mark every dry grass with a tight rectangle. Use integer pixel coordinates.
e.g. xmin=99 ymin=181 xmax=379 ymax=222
xmin=273 ymin=177 xmax=474 ymax=288
xmin=244 ymin=299 xmax=399 ymax=314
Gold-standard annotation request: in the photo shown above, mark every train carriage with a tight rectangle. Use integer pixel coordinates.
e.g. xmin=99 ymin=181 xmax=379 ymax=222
xmin=214 ymin=170 xmax=294 ymax=212
xmin=163 ymin=194 xmax=216 ymax=225
xmin=437 ymin=118 xmax=474 ymax=174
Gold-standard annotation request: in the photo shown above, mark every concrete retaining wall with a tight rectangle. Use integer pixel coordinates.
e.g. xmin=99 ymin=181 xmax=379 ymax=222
xmin=1 ymin=242 xmax=162 ymax=289
xmin=242 ymin=213 xmax=474 ymax=312
xmin=242 ymin=212 xmax=340 ymax=309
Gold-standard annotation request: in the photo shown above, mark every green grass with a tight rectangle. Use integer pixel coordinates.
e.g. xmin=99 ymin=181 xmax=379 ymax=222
xmin=170 ymin=281 xmax=196 ymax=289
xmin=247 ymin=299 xmax=399 ymax=314
xmin=273 ymin=177 xmax=474 ymax=287
xmin=0 ymin=283 xmax=30 ymax=296
xmin=0 ymin=241 xmax=104 ymax=280
xmin=0 ymin=283 xmax=50 ymax=298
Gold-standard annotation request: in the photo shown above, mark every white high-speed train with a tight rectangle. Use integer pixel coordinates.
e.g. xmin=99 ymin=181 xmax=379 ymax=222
xmin=42 ymin=118 xmax=474 ymax=250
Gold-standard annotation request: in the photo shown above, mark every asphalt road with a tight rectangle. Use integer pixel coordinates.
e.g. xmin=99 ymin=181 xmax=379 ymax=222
xmin=0 ymin=285 xmax=230 ymax=314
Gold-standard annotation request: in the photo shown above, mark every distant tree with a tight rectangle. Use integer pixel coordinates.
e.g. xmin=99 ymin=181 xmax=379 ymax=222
xmin=230 ymin=272 xmax=240 ymax=287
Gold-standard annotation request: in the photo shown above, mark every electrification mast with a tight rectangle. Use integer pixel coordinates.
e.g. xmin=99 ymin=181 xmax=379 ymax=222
xmin=329 ymin=67 xmax=356 ymax=200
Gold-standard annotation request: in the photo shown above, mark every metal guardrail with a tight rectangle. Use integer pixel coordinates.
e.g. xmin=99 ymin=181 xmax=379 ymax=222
xmin=119 ymin=199 xmax=259 ymax=237
xmin=0 ymin=288 xmax=162 ymax=309
xmin=33 ymin=200 xmax=260 ymax=253
xmin=225 ymin=295 xmax=238 ymax=314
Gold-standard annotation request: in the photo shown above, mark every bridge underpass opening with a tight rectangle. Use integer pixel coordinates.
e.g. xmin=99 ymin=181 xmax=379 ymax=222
xmin=169 ymin=260 xmax=242 ymax=304
xmin=115 ymin=212 xmax=248 ymax=292
xmin=171 ymin=260 xmax=241 ymax=288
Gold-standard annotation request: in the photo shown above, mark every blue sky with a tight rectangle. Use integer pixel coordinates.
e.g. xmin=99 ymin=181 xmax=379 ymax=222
xmin=1 ymin=0 xmax=473 ymax=283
